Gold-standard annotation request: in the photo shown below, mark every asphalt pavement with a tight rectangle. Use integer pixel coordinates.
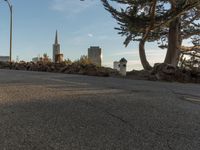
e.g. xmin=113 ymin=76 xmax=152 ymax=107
xmin=0 ymin=69 xmax=200 ymax=150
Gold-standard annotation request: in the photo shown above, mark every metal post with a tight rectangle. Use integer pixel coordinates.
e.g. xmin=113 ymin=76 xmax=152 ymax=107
xmin=10 ymin=5 xmax=12 ymax=62
xmin=4 ymin=0 xmax=13 ymax=62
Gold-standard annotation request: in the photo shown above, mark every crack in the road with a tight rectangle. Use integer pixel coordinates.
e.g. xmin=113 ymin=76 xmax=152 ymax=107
xmin=164 ymin=87 xmax=200 ymax=105
xmin=83 ymin=101 xmax=135 ymax=130
xmin=174 ymin=93 xmax=200 ymax=105
xmin=82 ymin=100 xmax=196 ymax=148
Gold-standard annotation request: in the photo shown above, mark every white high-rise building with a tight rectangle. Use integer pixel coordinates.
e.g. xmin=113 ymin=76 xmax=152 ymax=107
xmin=113 ymin=61 xmax=120 ymax=71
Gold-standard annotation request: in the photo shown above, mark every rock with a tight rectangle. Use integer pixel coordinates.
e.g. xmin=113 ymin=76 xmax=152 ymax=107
xmin=0 ymin=61 xmax=115 ymax=77
xmin=150 ymin=63 xmax=200 ymax=83
xmin=151 ymin=63 xmax=177 ymax=81
xmin=127 ymin=70 xmax=151 ymax=80
xmin=162 ymin=64 xmax=176 ymax=75
xmin=14 ymin=63 xmax=27 ymax=70
xmin=38 ymin=65 xmax=48 ymax=72
xmin=1 ymin=61 xmax=199 ymax=83
xmin=175 ymin=69 xmax=191 ymax=83
xmin=30 ymin=63 xmax=39 ymax=71
xmin=148 ymin=75 xmax=158 ymax=81
xmin=59 ymin=66 xmax=68 ymax=73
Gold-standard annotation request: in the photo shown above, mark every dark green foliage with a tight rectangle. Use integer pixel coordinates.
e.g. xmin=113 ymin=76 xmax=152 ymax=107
xmin=101 ymin=0 xmax=200 ymax=48
xmin=179 ymin=46 xmax=200 ymax=70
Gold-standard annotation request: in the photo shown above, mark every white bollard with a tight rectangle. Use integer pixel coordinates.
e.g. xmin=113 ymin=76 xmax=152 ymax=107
xmin=119 ymin=58 xmax=127 ymax=76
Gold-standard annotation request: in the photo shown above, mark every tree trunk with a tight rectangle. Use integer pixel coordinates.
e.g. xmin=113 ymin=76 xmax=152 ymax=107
xmin=139 ymin=40 xmax=152 ymax=70
xmin=137 ymin=0 xmax=156 ymax=71
xmin=164 ymin=17 xmax=181 ymax=66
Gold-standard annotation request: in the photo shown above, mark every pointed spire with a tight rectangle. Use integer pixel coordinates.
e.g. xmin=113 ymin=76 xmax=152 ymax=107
xmin=55 ymin=30 xmax=58 ymax=44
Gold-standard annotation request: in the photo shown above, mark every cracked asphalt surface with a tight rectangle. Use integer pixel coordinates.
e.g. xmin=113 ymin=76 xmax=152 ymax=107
xmin=0 ymin=69 xmax=200 ymax=150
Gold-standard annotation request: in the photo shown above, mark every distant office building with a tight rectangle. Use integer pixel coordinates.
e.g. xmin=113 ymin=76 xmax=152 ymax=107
xmin=0 ymin=56 xmax=9 ymax=62
xmin=53 ymin=30 xmax=63 ymax=63
xmin=32 ymin=53 xmax=51 ymax=63
xmin=32 ymin=57 xmax=40 ymax=62
xmin=88 ymin=46 xmax=102 ymax=66
xmin=113 ymin=61 xmax=120 ymax=71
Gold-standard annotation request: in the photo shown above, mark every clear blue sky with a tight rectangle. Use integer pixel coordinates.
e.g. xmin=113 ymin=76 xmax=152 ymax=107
xmin=0 ymin=0 xmax=167 ymax=70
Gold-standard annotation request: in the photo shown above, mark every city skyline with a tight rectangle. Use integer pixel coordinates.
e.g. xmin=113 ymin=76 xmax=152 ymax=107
xmin=0 ymin=0 xmax=175 ymax=70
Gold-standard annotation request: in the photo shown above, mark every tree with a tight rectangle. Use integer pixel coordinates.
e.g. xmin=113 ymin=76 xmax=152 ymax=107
xmin=101 ymin=0 xmax=200 ymax=70
xmin=161 ymin=0 xmax=200 ymax=66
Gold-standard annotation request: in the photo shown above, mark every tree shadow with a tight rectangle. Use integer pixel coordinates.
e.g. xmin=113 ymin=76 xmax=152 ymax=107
xmin=0 ymin=90 xmax=200 ymax=149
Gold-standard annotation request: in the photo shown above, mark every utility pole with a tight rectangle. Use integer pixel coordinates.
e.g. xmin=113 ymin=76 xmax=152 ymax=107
xmin=3 ymin=0 xmax=13 ymax=62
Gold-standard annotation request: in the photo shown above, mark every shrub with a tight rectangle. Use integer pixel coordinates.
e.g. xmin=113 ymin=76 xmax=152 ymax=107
xmin=74 ymin=55 xmax=92 ymax=65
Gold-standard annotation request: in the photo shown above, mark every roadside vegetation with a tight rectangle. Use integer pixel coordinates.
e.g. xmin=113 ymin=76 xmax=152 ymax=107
xmin=0 ymin=56 xmax=119 ymax=77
